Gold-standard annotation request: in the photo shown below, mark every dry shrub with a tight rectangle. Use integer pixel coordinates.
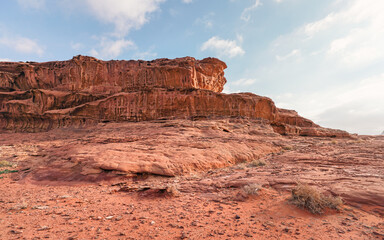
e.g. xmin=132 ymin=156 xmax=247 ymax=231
xmin=243 ymin=184 xmax=261 ymax=196
xmin=323 ymin=195 xmax=343 ymax=209
xmin=11 ymin=202 xmax=28 ymax=210
xmin=249 ymin=159 xmax=266 ymax=167
xmin=0 ymin=160 xmax=13 ymax=167
xmin=290 ymin=183 xmax=342 ymax=214
xmin=282 ymin=145 xmax=293 ymax=151
xmin=234 ymin=163 xmax=246 ymax=170
xmin=165 ymin=184 xmax=180 ymax=197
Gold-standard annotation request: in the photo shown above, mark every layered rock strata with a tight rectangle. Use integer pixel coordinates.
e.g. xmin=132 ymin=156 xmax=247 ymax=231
xmin=0 ymin=55 xmax=349 ymax=137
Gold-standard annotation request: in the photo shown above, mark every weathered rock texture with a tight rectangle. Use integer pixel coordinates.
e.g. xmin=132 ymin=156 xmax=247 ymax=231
xmin=1 ymin=123 xmax=383 ymax=239
xmin=0 ymin=55 xmax=348 ymax=137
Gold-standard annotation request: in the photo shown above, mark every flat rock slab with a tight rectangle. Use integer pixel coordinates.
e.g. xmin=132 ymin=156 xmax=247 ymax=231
xmin=0 ymin=119 xmax=382 ymax=213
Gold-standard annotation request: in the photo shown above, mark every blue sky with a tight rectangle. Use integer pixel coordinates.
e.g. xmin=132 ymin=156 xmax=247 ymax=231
xmin=1 ymin=0 xmax=383 ymax=135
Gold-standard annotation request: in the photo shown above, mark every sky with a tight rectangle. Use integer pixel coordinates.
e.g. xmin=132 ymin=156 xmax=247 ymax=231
xmin=0 ymin=0 xmax=383 ymax=135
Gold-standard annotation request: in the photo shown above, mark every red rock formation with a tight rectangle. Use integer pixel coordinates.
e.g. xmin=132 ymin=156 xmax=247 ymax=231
xmin=0 ymin=55 xmax=349 ymax=137
xmin=272 ymin=109 xmax=351 ymax=138
xmin=0 ymin=56 xmax=227 ymax=93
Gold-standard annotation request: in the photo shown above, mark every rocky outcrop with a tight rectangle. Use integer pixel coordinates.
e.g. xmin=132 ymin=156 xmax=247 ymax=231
xmin=0 ymin=55 xmax=227 ymax=93
xmin=272 ymin=109 xmax=351 ymax=138
xmin=0 ymin=55 xmax=349 ymax=137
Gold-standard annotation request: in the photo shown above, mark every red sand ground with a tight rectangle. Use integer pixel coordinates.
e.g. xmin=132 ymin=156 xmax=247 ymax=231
xmin=0 ymin=120 xmax=383 ymax=239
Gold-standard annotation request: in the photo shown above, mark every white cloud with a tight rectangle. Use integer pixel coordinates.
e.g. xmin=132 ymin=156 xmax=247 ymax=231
xmin=70 ymin=42 xmax=83 ymax=51
xmin=0 ymin=36 xmax=44 ymax=56
xmin=232 ymin=78 xmax=258 ymax=86
xmin=303 ymin=13 xmax=337 ymax=38
xmin=17 ymin=0 xmax=45 ymax=9
xmin=262 ymin=0 xmax=384 ymax=134
xmin=84 ymin=0 xmax=165 ymax=37
xmin=293 ymin=0 xmax=384 ymax=68
xmin=222 ymin=85 xmax=231 ymax=94
xmin=195 ymin=13 xmax=215 ymax=29
xmin=201 ymin=36 xmax=245 ymax=58
xmin=241 ymin=0 xmax=262 ymax=22
xmin=83 ymin=0 xmax=165 ymax=58
xmin=90 ymin=38 xmax=136 ymax=59
xmin=134 ymin=47 xmax=158 ymax=60
xmin=276 ymin=49 xmax=300 ymax=61
xmin=269 ymin=0 xmax=384 ymax=79
xmin=0 ymin=58 xmax=12 ymax=62
xmin=313 ymin=74 xmax=384 ymax=135
xmin=236 ymin=34 xmax=244 ymax=44
xmin=182 ymin=0 xmax=193 ymax=3
xmin=274 ymin=73 xmax=384 ymax=135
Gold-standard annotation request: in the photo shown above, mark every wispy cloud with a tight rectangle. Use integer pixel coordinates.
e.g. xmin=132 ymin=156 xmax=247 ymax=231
xmin=195 ymin=12 xmax=215 ymax=29
xmin=17 ymin=0 xmax=46 ymax=9
xmin=316 ymin=73 xmax=384 ymax=134
xmin=0 ymin=35 xmax=44 ymax=56
xmin=182 ymin=0 xmax=193 ymax=3
xmin=241 ymin=0 xmax=262 ymax=22
xmin=84 ymin=0 xmax=165 ymax=37
xmin=70 ymin=42 xmax=83 ymax=51
xmin=232 ymin=78 xmax=258 ymax=86
xmin=134 ymin=46 xmax=158 ymax=60
xmin=0 ymin=58 xmax=12 ymax=62
xmin=90 ymin=38 xmax=135 ymax=59
xmin=201 ymin=36 xmax=245 ymax=58
xmin=274 ymin=73 xmax=384 ymax=135
xmin=261 ymin=0 xmax=384 ymax=134
xmin=83 ymin=0 xmax=165 ymax=59
xmin=275 ymin=0 xmax=384 ymax=68
xmin=276 ymin=49 xmax=300 ymax=61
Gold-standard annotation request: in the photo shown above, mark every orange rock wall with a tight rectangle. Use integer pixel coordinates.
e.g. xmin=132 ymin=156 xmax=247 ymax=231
xmin=0 ymin=56 xmax=227 ymax=93
xmin=0 ymin=56 xmax=350 ymax=137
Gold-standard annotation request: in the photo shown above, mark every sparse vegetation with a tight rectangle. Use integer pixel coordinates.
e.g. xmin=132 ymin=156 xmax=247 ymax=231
xmin=248 ymin=159 xmax=266 ymax=167
xmin=233 ymin=163 xmax=247 ymax=170
xmin=0 ymin=160 xmax=14 ymax=167
xmin=290 ymin=183 xmax=342 ymax=214
xmin=282 ymin=145 xmax=293 ymax=151
xmin=11 ymin=202 xmax=28 ymax=210
xmin=243 ymin=183 xmax=261 ymax=196
xmin=0 ymin=169 xmax=18 ymax=175
xmin=165 ymin=184 xmax=180 ymax=197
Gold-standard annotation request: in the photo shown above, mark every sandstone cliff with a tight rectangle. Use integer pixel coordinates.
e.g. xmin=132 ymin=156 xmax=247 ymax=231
xmin=0 ymin=55 xmax=349 ymax=137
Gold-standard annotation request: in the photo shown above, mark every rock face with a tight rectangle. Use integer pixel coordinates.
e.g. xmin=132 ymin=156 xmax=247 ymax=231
xmin=0 ymin=55 xmax=349 ymax=137
xmin=1 ymin=120 xmax=383 ymax=240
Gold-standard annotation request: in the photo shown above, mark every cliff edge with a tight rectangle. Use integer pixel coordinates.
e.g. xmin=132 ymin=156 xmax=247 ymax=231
xmin=0 ymin=55 xmax=349 ymax=137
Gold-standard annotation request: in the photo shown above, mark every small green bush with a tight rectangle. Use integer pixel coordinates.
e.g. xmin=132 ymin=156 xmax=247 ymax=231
xmin=0 ymin=169 xmax=18 ymax=175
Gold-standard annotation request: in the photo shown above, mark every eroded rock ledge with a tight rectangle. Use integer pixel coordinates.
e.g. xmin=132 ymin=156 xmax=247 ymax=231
xmin=0 ymin=55 xmax=349 ymax=137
